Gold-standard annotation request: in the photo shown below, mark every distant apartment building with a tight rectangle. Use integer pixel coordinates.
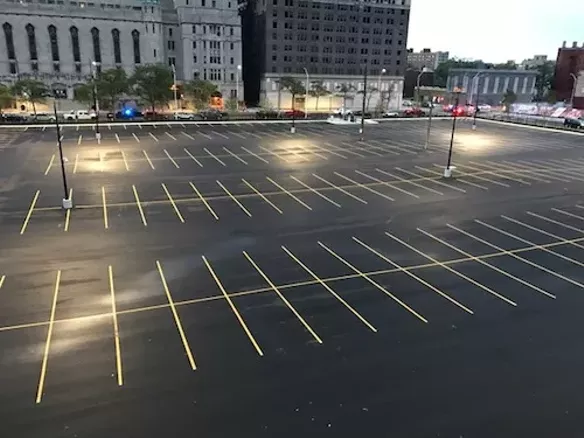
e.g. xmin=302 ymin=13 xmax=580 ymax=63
xmin=242 ymin=0 xmax=411 ymax=109
xmin=447 ymin=68 xmax=537 ymax=105
xmin=554 ymin=41 xmax=584 ymax=108
xmin=406 ymin=48 xmax=448 ymax=70
xmin=520 ymin=55 xmax=548 ymax=70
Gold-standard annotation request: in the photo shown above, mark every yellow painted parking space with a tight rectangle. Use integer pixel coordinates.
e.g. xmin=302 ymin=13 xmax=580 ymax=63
xmin=189 ymin=182 xmax=219 ymax=220
xmin=44 ymin=154 xmax=55 ymax=175
xmin=161 ymin=183 xmax=185 ymax=223
xmin=108 ymin=265 xmax=124 ymax=385
xmin=102 ymin=186 xmax=109 ymax=229
xmin=132 ymin=185 xmax=148 ymax=226
xmin=64 ymin=188 xmax=73 ymax=232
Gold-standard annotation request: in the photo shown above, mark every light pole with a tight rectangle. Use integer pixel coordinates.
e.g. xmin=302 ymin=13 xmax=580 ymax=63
xmin=236 ymin=64 xmax=242 ymax=111
xmin=377 ymin=68 xmax=386 ymax=115
xmin=416 ymin=67 xmax=432 ymax=106
xmin=303 ymin=67 xmax=309 ymax=119
xmin=171 ymin=63 xmax=179 ymax=113
xmin=360 ymin=64 xmax=368 ymax=140
xmin=53 ymin=101 xmax=72 ymax=210
xmin=569 ymin=73 xmax=578 ymax=107
xmin=424 ymin=95 xmax=433 ymax=151
xmin=444 ymin=88 xmax=462 ymax=178
xmin=471 ymin=72 xmax=482 ymax=130
xmin=90 ymin=61 xmax=100 ymax=141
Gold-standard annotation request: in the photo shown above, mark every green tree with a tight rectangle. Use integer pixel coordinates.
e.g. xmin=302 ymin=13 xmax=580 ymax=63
xmin=130 ymin=64 xmax=173 ymax=112
xmin=532 ymin=61 xmax=555 ymax=102
xmin=279 ymin=76 xmax=305 ymax=110
xmin=358 ymin=85 xmax=379 ymax=112
xmin=335 ymin=83 xmax=355 ymax=110
xmin=73 ymin=83 xmax=95 ymax=108
xmin=185 ymin=79 xmax=218 ymax=109
xmin=224 ymin=98 xmax=238 ymax=112
xmin=96 ymin=68 xmax=129 ymax=110
xmin=502 ymin=89 xmax=517 ymax=112
xmin=0 ymin=84 xmax=14 ymax=117
xmin=12 ymin=79 xmax=49 ymax=115
xmin=308 ymin=81 xmax=330 ymax=111
xmin=376 ymin=88 xmax=393 ymax=114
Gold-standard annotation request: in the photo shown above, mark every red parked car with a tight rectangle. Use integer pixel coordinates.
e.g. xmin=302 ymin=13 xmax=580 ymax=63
xmin=284 ymin=109 xmax=305 ymax=118
xmin=403 ymin=107 xmax=426 ymax=117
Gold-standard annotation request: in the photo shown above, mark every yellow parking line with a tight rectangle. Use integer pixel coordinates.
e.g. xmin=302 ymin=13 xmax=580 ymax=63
xmin=164 ymin=149 xmax=180 ymax=168
xmin=449 ymin=224 xmax=584 ymax=291
xmin=353 ymin=236 xmax=474 ymax=314
xmin=115 ymin=133 xmax=120 ymax=143
xmin=161 ymin=183 xmax=185 ymax=223
xmin=334 ymin=172 xmax=395 ymax=202
xmin=243 ymin=251 xmax=323 ymax=343
xmin=132 ymin=185 xmax=148 ymax=226
xmin=216 ymin=181 xmax=252 ymax=217
xmin=355 ymin=170 xmax=419 ymax=199
xmin=419 ymin=227 xmax=555 ymax=299
xmin=108 ymin=266 xmax=123 ymax=385
xmin=422 ymin=165 xmax=489 ymax=190
xmin=476 ymin=219 xmax=584 ymax=268
xmin=149 ymin=132 xmax=159 ymax=142
xmin=202 ymin=256 xmax=264 ymax=356
xmin=258 ymin=145 xmax=291 ymax=163
xmin=386 ymin=231 xmax=517 ymax=306
xmin=166 ymin=132 xmax=177 ymax=141
xmin=290 ymin=176 xmax=341 ymax=208
xmin=204 ymin=148 xmax=226 ymax=166
xmin=142 ymin=150 xmax=155 ymax=170
xmin=132 ymin=133 xmax=141 ymax=143
xmin=73 ymin=153 xmax=79 ymax=174
xmin=241 ymin=146 xmax=269 ymax=164
xmin=36 ymin=270 xmax=61 ymax=404
xmin=0 ymin=275 xmax=5 ymax=289
xmin=184 ymin=148 xmax=204 ymax=167
xmin=266 ymin=177 xmax=312 ymax=210
xmin=182 ymin=131 xmax=195 ymax=140
xmin=376 ymin=168 xmax=443 ymax=195
xmin=156 ymin=261 xmax=197 ymax=370
xmin=241 ymin=179 xmax=283 ymax=214
xmin=312 ymin=173 xmax=368 ymax=204
xmin=64 ymin=188 xmax=73 ymax=232
xmin=530 ymin=210 xmax=584 ymax=233
xmin=101 ymin=186 xmax=109 ymax=229
xmin=77 ymin=134 xmax=82 ymax=145
xmin=281 ymin=246 xmax=377 ymax=332
xmin=223 ymin=147 xmax=248 ymax=165
xmin=318 ymin=241 xmax=428 ymax=323
xmin=20 ymin=190 xmax=40 ymax=235
xmin=121 ymin=150 xmax=129 ymax=171
xmin=189 ymin=182 xmax=219 ymax=220
xmin=44 ymin=154 xmax=55 ymax=175
xmin=504 ymin=214 xmax=584 ymax=251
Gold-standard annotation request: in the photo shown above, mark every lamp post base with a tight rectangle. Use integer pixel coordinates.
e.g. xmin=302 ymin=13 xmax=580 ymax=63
xmin=95 ymin=132 xmax=101 ymax=140
xmin=443 ymin=166 xmax=456 ymax=178
xmin=290 ymin=126 xmax=296 ymax=134
xmin=471 ymin=124 xmax=476 ymax=130
xmin=62 ymin=197 xmax=73 ymax=210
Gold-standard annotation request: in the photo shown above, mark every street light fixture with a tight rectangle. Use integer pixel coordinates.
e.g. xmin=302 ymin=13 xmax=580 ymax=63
xmin=171 ymin=63 xmax=179 ymax=113
xmin=236 ymin=64 xmax=242 ymax=111
xmin=416 ymin=67 xmax=433 ymax=106
xmin=303 ymin=67 xmax=309 ymax=119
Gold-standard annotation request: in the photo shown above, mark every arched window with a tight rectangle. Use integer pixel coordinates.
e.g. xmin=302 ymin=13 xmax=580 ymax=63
xmin=70 ymin=26 xmax=80 ymax=62
xmin=112 ymin=28 xmax=121 ymax=64
xmin=131 ymin=29 xmax=141 ymax=64
xmin=91 ymin=27 xmax=101 ymax=63
xmin=3 ymin=23 xmax=15 ymax=60
xmin=48 ymin=25 xmax=59 ymax=62
xmin=25 ymin=24 xmax=37 ymax=61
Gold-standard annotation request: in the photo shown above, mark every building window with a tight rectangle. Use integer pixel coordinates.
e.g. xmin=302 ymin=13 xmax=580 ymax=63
xmin=230 ymin=57 xmax=234 ymax=64
xmin=168 ymin=57 xmax=176 ymax=66
xmin=3 ymin=23 xmax=16 ymax=61
xmin=167 ymin=40 xmax=175 ymax=50
xmin=26 ymin=24 xmax=37 ymax=61
xmin=112 ymin=29 xmax=121 ymax=64
xmin=169 ymin=28 xmax=173 ymax=37
xmin=48 ymin=25 xmax=60 ymax=62
xmin=91 ymin=27 xmax=101 ymax=63
xmin=230 ymin=27 xmax=234 ymax=36
xmin=132 ymin=30 xmax=141 ymax=64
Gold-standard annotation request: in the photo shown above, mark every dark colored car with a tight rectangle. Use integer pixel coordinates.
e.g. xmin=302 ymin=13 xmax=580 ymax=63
xmin=283 ymin=109 xmax=305 ymax=118
xmin=403 ymin=107 xmax=426 ymax=117
xmin=144 ymin=111 xmax=169 ymax=121
xmin=353 ymin=110 xmax=373 ymax=118
xmin=1 ymin=113 xmax=27 ymax=123
xmin=198 ymin=109 xmax=224 ymax=120
xmin=112 ymin=110 xmax=144 ymax=121
xmin=564 ymin=117 xmax=584 ymax=129
xmin=257 ymin=109 xmax=279 ymax=119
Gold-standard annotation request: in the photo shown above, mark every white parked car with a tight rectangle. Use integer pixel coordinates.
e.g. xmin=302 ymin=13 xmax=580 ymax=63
xmin=478 ymin=104 xmax=492 ymax=112
xmin=173 ymin=111 xmax=196 ymax=120
xmin=64 ymin=110 xmax=96 ymax=121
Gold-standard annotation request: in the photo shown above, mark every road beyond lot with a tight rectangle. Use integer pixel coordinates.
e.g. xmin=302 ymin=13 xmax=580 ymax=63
xmin=1 ymin=118 xmax=584 ymax=437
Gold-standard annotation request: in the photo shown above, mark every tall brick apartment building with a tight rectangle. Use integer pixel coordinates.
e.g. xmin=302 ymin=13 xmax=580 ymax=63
xmin=554 ymin=41 xmax=584 ymax=109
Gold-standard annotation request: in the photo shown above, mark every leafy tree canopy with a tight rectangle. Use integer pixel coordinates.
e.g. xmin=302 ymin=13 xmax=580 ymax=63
xmin=12 ymin=79 xmax=49 ymax=114
xmin=185 ymin=79 xmax=218 ymax=109
xmin=130 ymin=64 xmax=173 ymax=112
xmin=279 ymin=77 xmax=305 ymax=96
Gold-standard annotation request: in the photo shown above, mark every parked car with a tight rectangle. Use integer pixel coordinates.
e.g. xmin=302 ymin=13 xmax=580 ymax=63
xmin=198 ymin=109 xmax=224 ymax=120
xmin=403 ymin=107 xmax=426 ymax=117
xmin=64 ymin=110 xmax=96 ymax=121
xmin=30 ymin=112 xmax=56 ymax=122
xmin=108 ymin=109 xmax=144 ymax=121
xmin=256 ymin=109 xmax=279 ymax=119
xmin=283 ymin=109 xmax=305 ymax=118
xmin=173 ymin=111 xmax=196 ymax=120
xmin=1 ymin=113 xmax=27 ymax=123
xmin=382 ymin=111 xmax=400 ymax=118
xmin=564 ymin=117 xmax=584 ymax=129
xmin=353 ymin=110 xmax=372 ymax=118
xmin=144 ymin=111 xmax=169 ymax=120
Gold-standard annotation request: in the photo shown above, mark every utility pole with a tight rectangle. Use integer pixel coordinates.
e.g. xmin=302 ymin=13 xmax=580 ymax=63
xmin=360 ymin=64 xmax=367 ymax=140
xmin=303 ymin=67 xmax=309 ymax=118
xmin=54 ymin=102 xmax=72 ymax=210
xmin=90 ymin=61 xmax=101 ymax=142
xmin=444 ymin=88 xmax=461 ymax=178
xmin=171 ymin=63 xmax=179 ymax=113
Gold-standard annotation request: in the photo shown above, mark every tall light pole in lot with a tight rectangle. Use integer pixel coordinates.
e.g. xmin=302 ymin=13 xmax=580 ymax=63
xmin=471 ymin=71 xmax=483 ymax=130
xmin=360 ymin=64 xmax=368 ymax=140
xmin=90 ymin=61 xmax=101 ymax=141
xmin=569 ymin=73 xmax=578 ymax=107
xmin=236 ymin=64 xmax=242 ymax=111
xmin=416 ymin=67 xmax=433 ymax=106
xmin=444 ymin=87 xmax=462 ymax=178
xmin=53 ymin=102 xmax=72 ymax=210
xmin=303 ymin=67 xmax=309 ymax=118
xmin=377 ymin=68 xmax=386 ymax=116
xmin=171 ymin=63 xmax=179 ymax=113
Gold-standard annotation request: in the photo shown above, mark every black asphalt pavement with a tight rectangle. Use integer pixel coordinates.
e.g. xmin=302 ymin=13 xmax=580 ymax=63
xmin=2 ymin=117 xmax=584 ymax=437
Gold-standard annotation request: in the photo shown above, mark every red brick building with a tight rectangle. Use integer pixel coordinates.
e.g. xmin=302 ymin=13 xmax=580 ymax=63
xmin=554 ymin=41 xmax=584 ymax=109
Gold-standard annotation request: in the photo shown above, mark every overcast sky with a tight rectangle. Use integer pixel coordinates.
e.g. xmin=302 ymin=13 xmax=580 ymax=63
xmin=407 ymin=0 xmax=584 ymax=63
